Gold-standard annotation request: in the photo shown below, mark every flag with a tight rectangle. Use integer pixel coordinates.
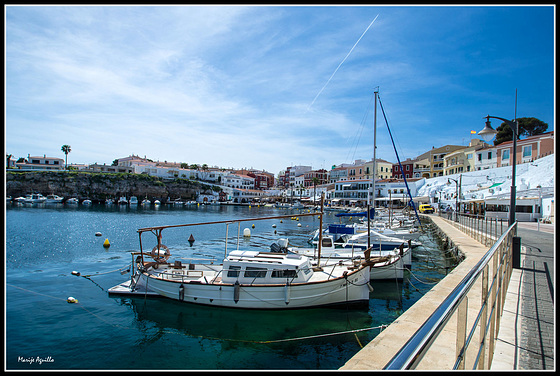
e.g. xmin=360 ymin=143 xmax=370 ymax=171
xmin=470 ymin=130 xmax=476 ymax=134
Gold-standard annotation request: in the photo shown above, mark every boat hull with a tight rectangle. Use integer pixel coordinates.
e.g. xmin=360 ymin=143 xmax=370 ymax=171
xmin=130 ymin=265 xmax=371 ymax=309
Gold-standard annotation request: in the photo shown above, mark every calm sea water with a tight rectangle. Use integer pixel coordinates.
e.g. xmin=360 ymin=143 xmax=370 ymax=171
xmin=6 ymin=202 xmax=457 ymax=370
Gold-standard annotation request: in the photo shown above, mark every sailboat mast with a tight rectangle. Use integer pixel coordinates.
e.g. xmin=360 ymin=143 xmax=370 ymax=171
xmin=372 ymin=88 xmax=378 ymax=208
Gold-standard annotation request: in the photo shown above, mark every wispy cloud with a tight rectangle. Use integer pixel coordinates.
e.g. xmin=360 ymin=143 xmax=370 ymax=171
xmin=6 ymin=5 xmax=554 ymax=174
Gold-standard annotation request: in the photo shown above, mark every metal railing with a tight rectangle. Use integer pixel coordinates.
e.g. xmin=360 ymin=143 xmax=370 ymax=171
xmin=455 ymin=213 xmax=507 ymax=247
xmin=384 ymin=221 xmax=517 ymax=369
xmin=440 ymin=212 xmax=507 ymax=248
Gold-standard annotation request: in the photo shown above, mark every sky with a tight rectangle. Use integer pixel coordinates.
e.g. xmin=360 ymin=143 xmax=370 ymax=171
xmin=5 ymin=5 xmax=555 ymax=175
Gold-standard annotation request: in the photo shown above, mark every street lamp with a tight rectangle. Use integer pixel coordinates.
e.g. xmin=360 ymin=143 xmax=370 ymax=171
xmin=447 ymin=175 xmax=462 ymax=221
xmin=478 ymin=115 xmax=518 ymax=226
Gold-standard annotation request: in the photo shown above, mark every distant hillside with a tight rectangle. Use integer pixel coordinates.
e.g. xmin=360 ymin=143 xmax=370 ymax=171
xmin=5 ymin=171 xmax=220 ymax=202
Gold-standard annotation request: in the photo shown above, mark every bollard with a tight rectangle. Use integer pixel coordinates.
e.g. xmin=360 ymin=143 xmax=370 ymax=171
xmin=512 ymin=236 xmax=522 ymax=269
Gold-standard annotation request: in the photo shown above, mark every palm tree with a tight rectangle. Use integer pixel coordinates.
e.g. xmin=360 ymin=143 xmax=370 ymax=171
xmin=61 ymin=145 xmax=71 ymax=170
xmin=6 ymin=153 xmax=13 ymax=169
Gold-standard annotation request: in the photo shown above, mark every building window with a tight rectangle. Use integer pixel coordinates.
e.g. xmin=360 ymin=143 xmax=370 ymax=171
xmin=502 ymin=149 xmax=510 ymax=160
xmin=523 ymin=145 xmax=532 ymax=158
xmin=467 ymin=153 xmax=473 ymax=160
xmin=488 ymin=152 xmax=492 ymax=159
xmin=478 ymin=154 xmax=482 ymax=161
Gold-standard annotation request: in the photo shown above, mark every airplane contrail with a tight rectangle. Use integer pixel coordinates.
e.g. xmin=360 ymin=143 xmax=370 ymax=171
xmin=307 ymin=14 xmax=379 ymax=112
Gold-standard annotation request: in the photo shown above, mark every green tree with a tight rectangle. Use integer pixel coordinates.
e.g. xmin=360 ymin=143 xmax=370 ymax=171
xmin=494 ymin=117 xmax=549 ymax=145
xmin=61 ymin=145 xmax=72 ymax=170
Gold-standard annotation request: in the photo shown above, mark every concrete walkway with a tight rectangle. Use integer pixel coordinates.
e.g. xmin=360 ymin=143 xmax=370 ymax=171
xmin=491 ymin=222 xmax=555 ymax=370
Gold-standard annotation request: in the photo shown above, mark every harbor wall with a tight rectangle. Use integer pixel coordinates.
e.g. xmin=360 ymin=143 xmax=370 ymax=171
xmin=6 ymin=171 xmax=219 ymax=202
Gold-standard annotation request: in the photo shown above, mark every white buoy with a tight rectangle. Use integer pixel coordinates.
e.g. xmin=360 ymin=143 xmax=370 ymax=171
xmin=297 ymin=223 xmax=302 ymax=227
xmin=95 ymin=232 xmax=102 ymax=237
xmin=71 ymin=271 xmax=80 ymax=276
xmin=243 ymin=228 xmax=251 ymax=237
xmin=67 ymin=297 xmax=78 ymax=304
xmin=272 ymin=224 xmax=276 ymax=228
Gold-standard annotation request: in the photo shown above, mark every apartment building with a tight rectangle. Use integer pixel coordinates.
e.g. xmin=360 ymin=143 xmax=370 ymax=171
xmin=392 ymin=158 xmax=415 ymax=179
xmin=412 ymin=145 xmax=465 ymax=178
xmin=444 ymin=139 xmax=493 ymax=175
xmin=495 ymin=131 xmax=554 ymax=167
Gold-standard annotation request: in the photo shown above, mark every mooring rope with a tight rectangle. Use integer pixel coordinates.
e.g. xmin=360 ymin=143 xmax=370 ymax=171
xmin=74 ymin=264 xmax=131 ymax=278
xmin=7 ymin=282 xmax=387 ymax=345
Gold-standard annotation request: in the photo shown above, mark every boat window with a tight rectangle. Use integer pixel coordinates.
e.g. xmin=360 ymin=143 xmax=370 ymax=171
xmin=227 ymin=265 xmax=241 ymax=278
xmin=271 ymin=269 xmax=297 ymax=278
xmin=244 ymin=267 xmax=267 ymax=278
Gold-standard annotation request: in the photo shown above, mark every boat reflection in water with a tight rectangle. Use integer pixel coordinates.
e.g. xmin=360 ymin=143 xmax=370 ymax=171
xmin=123 ymin=295 xmax=374 ymax=345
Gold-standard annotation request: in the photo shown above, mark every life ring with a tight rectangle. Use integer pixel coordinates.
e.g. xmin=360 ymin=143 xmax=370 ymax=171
xmin=151 ymin=244 xmax=170 ymax=263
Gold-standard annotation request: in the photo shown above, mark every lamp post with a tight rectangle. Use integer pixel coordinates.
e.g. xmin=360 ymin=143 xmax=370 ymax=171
xmin=478 ymin=115 xmax=518 ymax=226
xmin=536 ymin=184 xmax=542 ymax=232
xmin=447 ymin=174 xmax=462 ymax=221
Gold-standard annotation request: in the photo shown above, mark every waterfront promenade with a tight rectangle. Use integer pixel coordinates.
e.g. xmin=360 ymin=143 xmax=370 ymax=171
xmin=341 ymin=216 xmax=555 ymax=370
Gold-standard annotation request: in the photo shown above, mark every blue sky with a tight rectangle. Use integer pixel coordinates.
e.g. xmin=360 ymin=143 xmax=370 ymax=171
xmin=5 ymin=5 xmax=555 ymax=175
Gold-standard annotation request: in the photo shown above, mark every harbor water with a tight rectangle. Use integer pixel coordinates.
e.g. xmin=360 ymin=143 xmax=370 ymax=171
xmin=6 ymin=203 xmax=458 ymax=370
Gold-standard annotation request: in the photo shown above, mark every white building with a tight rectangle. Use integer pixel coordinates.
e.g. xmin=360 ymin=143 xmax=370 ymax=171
xmin=223 ymin=174 xmax=255 ymax=190
xmin=15 ymin=154 xmax=65 ymax=171
xmin=474 ymin=145 xmax=498 ymax=170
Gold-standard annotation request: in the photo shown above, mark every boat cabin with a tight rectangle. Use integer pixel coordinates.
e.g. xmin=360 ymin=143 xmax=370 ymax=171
xmin=221 ymin=250 xmax=314 ymax=284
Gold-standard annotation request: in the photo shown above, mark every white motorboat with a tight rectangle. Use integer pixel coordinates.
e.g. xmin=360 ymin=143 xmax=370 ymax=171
xmin=46 ymin=194 xmax=64 ymax=203
xmin=141 ymin=198 xmax=151 ymax=206
xmin=129 ymin=196 xmax=139 ymax=205
xmin=23 ymin=193 xmax=47 ymax=204
xmin=172 ymin=199 xmax=184 ymax=206
xmin=344 ymin=230 xmax=421 ymax=250
xmin=109 ymin=210 xmax=372 ymax=309
xmin=82 ymin=199 xmax=92 ymax=205
xmin=309 ymin=226 xmax=419 ymax=251
xmin=66 ymin=197 xmax=79 ymax=204
xmin=105 ymin=198 xmax=115 ymax=205
xmin=118 ymin=196 xmax=128 ymax=205
xmin=153 ymin=200 xmax=161 ymax=205
xmin=284 ymin=237 xmax=409 ymax=280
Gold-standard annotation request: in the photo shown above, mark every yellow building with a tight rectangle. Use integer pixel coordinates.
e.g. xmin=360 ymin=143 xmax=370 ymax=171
xmin=414 ymin=145 xmax=465 ymax=178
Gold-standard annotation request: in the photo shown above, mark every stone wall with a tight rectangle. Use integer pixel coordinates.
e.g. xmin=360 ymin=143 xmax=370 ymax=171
xmin=6 ymin=171 xmax=218 ymax=202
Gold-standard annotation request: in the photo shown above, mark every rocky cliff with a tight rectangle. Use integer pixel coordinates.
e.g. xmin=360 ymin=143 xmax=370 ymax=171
xmin=6 ymin=171 xmax=219 ymax=202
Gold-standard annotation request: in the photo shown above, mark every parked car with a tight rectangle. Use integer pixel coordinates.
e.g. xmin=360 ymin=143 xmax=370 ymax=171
xmin=419 ymin=204 xmax=435 ymax=214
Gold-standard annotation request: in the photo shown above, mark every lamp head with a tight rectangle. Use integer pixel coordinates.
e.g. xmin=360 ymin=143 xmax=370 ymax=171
xmin=478 ymin=116 xmax=498 ymax=143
